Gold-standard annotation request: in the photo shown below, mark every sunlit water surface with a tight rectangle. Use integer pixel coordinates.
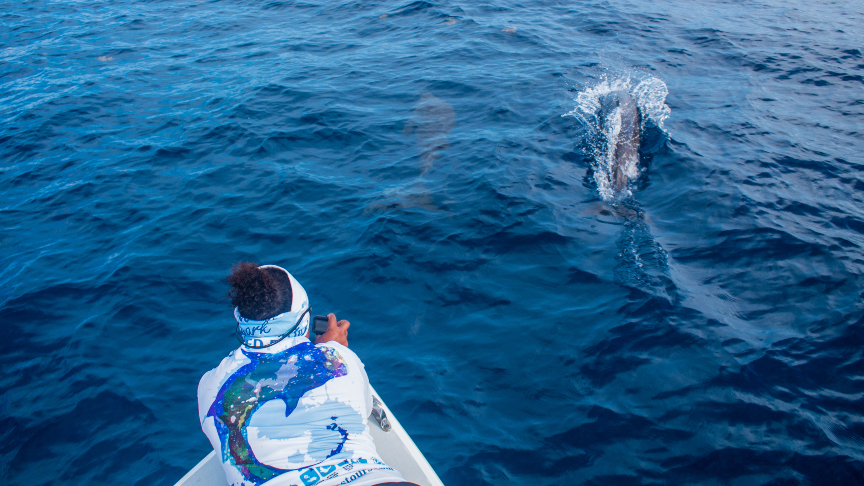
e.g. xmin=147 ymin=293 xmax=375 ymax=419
xmin=2 ymin=0 xmax=863 ymax=485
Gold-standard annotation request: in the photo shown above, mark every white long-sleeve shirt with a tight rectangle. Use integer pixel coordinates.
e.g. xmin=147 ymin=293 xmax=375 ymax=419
xmin=198 ymin=337 xmax=405 ymax=486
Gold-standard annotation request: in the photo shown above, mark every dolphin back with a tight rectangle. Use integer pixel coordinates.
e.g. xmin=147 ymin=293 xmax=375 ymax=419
xmin=598 ymin=90 xmax=641 ymax=191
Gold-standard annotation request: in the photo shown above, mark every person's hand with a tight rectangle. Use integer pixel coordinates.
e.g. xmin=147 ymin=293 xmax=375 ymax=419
xmin=314 ymin=313 xmax=349 ymax=347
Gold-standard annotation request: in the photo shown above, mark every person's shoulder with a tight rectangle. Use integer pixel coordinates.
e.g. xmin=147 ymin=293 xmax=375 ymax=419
xmin=315 ymin=340 xmax=353 ymax=354
xmin=198 ymin=348 xmax=246 ymax=390
xmin=316 ymin=341 xmax=363 ymax=364
xmin=198 ymin=363 xmax=219 ymax=389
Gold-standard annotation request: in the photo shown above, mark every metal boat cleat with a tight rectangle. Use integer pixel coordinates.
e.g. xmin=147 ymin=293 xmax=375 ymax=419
xmin=371 ymin=395 xmax=391 ymax=431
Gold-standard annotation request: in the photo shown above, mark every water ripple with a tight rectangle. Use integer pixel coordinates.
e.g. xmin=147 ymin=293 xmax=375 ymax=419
xmin=2 ymin=0 xmax=864 ymax=485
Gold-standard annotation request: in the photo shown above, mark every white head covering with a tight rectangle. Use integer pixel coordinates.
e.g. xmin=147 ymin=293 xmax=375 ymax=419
xmin=234 ymin=265 xmax=310 ymax=347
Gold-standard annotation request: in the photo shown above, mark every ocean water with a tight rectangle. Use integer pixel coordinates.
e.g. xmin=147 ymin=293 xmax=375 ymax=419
xmin=2 ymin=0 xmax=863 ymax=485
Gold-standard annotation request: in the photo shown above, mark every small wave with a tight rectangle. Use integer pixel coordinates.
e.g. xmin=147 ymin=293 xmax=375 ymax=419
xmin=564 ymin=74 xmax=670 ymax=200
xmin=615 ymin=212 xmax=677 ymax=302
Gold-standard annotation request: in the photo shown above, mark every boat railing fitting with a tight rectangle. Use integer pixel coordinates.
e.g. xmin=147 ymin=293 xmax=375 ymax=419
xmin=371 ymin=396 xmax=391 ymax=432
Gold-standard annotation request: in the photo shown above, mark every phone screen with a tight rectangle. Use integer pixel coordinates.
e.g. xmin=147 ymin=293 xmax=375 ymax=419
xmin=312 ymin=316 xmax=329 ymax=335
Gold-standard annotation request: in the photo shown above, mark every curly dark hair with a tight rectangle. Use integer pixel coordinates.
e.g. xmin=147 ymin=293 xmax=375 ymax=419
xmin=227 ymin=262 xmax=293 ymax=320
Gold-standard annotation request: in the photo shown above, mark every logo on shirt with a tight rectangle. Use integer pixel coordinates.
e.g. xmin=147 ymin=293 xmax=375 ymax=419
xmin=206 ymin=342 xmax=349 ymax=485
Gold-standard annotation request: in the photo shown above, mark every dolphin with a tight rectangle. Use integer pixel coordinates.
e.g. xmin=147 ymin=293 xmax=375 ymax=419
xmin=365 ymin=93 xmax=455 ymax=215
xmin=598 ymin=89 xmax=641 ymax=191
xmin=403 ymin=92 xmax=455 ymax=175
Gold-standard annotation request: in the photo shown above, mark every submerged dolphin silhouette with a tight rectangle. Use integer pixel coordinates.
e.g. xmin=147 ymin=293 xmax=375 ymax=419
xmin=598 ymin=89 xmax=641 ymax=191
xmin=365 ymin=93 xmax=455 ymax=215
xmin=403 ymin=92 xmax=455 ymax=174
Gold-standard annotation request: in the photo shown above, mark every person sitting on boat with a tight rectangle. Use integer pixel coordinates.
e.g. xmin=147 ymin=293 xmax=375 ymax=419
xmin=198 ymin=262 xmax=417 ymax=486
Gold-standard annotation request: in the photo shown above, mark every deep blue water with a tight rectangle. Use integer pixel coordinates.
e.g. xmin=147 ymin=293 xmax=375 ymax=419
xmin=2 ymin=0 xmax=864 ymax=485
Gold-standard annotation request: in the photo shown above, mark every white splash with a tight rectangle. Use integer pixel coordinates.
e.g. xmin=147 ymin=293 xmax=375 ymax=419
xmin=563 ymin=75 xmax=670 ymax=201
xmin=631 ymin=76 xmax=671 ymax=130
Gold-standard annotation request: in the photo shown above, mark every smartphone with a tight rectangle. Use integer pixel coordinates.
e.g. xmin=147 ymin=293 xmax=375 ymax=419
xmin=312 ymin=315 xmax=329 ymax=335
